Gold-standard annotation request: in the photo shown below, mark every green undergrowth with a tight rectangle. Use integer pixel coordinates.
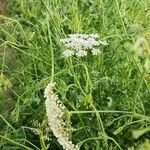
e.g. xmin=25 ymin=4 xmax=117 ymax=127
xmin=0 ymin=0 xmax=150 ymax=149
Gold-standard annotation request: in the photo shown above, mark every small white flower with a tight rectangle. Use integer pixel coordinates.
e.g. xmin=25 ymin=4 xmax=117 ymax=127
xmin=76 ymin=50 xmax=87 ymax=57
xmin=89 ymin=33 xmax=99 ymax=39
xmin=68 ymin=33 xmax=89 ymax=39
xmin=91 ymin=48 xmax=101 ymax=55
xmin=60 ymin=39 xmax=68 ymax=43
xmin=63 ymin=50 xmax=74 ymax=58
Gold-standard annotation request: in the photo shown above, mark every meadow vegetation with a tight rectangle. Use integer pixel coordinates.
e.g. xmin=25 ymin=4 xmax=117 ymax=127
xmin=0 ymin=0 xmax=150 ymax=149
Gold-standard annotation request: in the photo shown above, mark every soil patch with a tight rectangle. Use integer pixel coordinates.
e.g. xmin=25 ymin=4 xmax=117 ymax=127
xmin=0 ymin=0 xmax=6 ymax=15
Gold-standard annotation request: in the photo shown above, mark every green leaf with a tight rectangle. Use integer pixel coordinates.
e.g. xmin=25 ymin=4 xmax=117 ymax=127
xmin=132 ymin=127 xmax=150 ymax=139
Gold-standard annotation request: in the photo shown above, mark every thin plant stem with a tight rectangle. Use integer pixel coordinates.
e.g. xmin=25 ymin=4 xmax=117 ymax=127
xmin=39 ymin=131 xmax=47 ymax=150
xmin=133 ymin=70 xmax=146 ymax=114
xmin=0 ymin=115 xmax=16 ymax=132
xmin=68 ymin=58 xmax=86 ymax=96
xmin=1 ymin=43 xmax=6 ymax=75
xmin=70 ymin=110 xmax=132 ymax=114
xmin=91 ymin=104 xmax=108 ymax=149
xmin=0 ymin=135 xmax=33 ymax=150
xmin=115 ymin=0 xmax=127 ymax=36
xmin=108 ymin=137 xmax=122 ymax=150
xmin=46 ymin=15 xmax=54 ymax=83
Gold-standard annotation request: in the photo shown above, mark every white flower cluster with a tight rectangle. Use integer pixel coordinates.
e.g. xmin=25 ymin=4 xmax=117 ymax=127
xmin=30 ymin=119 xmax=51 ymax=142
xmin=44 ymin=83 xmax=78 ymax=150
xmin=60 ymin=33 xmax=108 ymax=57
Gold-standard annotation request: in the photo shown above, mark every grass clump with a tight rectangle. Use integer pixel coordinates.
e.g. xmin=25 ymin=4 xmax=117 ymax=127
xmin=0 ymin=0 xmax=150 ymax=149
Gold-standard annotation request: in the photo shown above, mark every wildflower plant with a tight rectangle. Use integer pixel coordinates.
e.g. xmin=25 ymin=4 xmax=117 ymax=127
xmin=1 ymin=1 xmax=150 ymax=150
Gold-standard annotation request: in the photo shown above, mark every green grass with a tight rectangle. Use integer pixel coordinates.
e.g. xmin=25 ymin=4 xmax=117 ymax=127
xmin=0 ymin=0 xmax=150 ymax=149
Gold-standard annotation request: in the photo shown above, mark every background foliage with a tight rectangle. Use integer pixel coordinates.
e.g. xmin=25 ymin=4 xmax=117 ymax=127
xmin=0 ymin=0 xmax=150 ymax=149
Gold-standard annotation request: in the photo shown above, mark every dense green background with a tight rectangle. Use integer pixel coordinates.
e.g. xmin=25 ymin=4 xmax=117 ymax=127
xmin=0 ymin=0 xmax=150 ymax=149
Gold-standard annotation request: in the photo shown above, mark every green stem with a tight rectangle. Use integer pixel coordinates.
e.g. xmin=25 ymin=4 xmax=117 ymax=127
xmin=0 ymin=135 xmax=33 ymax=150
xmin=39 ymin=131 xmax=47 ymax=150
xmin=108 ymin=137 xmax=122 ymax=150
xmin=67 ymin=59 xmax=89 ymax=137
xmin=91 ymin=104 xmax=108 ymax=149
xmin=46 ymin=15 xmax=54 ymax=83
xmin=70 ymin=110 xmax=132 ymax=114
xmin=68 ymin=58 xmax=86 ymax=96
xmin=115 ymin=0 xmax=127 ymax=36
xmin=133 ymin=56 xmax=150 ymax=93
xmin=133 ymin=70 xmax=146 ymax=114
xmin=1 ymin=43 xmax=6 ymax=75
xmin=77 ymin=136 xmax=105 ymax=149
xmin=0 ymin=115 xmax=16 ymax=132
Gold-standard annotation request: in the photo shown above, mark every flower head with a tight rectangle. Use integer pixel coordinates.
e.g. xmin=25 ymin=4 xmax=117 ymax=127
xmin=91 ymin=48 xmax=101 ymax=55
xmin=44 ymin=83 xmax=78 ymax=150
xmin=63 ymin=50 xmax=74 ymax=58
xmin=60 ymin=33 xmax=108 ymax=57
xmin=76 ymin=50 xmax=87 ymax=57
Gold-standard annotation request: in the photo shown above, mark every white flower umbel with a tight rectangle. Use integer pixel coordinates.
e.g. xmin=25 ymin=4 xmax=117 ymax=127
xmin=63 ymin=50 xmax=74 ymax=58
xmin=44 ymin=83 xmax=78 ymax=150
xmin=76 ymin=50 xmax=87 ymax=57
xmin=60 ymin=33 xmax=108 ymax=57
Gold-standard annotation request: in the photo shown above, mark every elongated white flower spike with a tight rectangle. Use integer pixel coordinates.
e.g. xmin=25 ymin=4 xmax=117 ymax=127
xmin=44 ymin=83 xmax=78 ymax=150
